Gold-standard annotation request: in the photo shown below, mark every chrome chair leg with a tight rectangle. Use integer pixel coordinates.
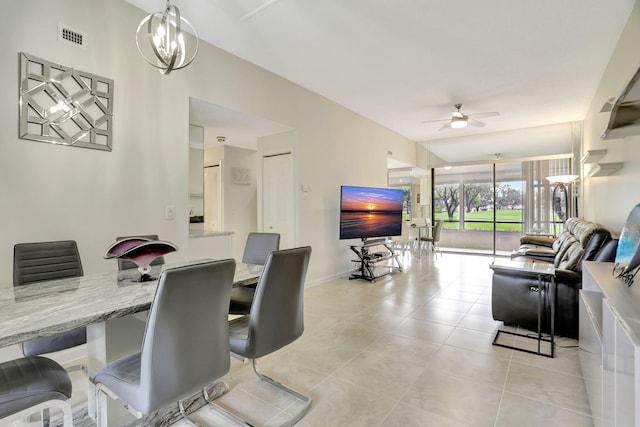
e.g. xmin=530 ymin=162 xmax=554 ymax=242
xmin=13 ymin=401 xmax=72 ymax=427
xmin=204 ymin=360 xmax=312 ymax=427
xmin=252 ymin=359 xmax=312 ymax=427
xmin=202 ymin=381 xmax=253 ymax=426
xmin=95 ymin=382 xmax=143 ymax=427
xmin=97 ymin=380 xmax=205 ymax=427
xmin=42 ymin=408 xmax=50 ymax=427
xmin=432 ymin=243 xmax=442 ymax=256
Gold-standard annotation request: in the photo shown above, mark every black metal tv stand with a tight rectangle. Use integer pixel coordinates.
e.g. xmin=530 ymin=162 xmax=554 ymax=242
xmin=349 ymin=238 xmax=402 ymax=282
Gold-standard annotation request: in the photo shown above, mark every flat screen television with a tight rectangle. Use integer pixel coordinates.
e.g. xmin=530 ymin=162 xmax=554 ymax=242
xmin=339 ymin=185 xmax=403 ymax=240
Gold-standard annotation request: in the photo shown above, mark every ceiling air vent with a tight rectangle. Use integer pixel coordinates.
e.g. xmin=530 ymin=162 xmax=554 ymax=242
xmin=58 ymin=23 xmax=86 ymax=48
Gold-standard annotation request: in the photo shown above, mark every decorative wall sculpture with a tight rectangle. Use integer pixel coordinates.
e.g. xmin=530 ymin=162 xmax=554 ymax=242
xmin=614 ymin=203 xmax=640 ymax=286
xmin=19 ymin=52 xmax=114 ymax=151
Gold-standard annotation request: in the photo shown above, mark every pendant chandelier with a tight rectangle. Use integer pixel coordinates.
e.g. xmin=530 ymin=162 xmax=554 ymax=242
xmin=135 ymin=0 xmax=199 ymax=75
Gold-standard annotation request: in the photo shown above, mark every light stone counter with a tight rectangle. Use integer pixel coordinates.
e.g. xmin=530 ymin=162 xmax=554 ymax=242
xmin=0 ymin=261 xmax=261 ymax=348
xmin=188 ymin=230 xmax=234 ymax=238
xmin=0 ymin=260 xmax=262 ymax=425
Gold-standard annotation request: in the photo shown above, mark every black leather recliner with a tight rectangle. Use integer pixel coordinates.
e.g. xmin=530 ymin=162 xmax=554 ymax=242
xmin=492 ymin=218 xmax=618 ymax=338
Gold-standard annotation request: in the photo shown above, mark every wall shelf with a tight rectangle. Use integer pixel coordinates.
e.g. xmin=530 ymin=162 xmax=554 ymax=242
xmin=586 ymin=162 xmax=623 ymax=177
xmin=581 ymin=149 xmax=608 ymax=164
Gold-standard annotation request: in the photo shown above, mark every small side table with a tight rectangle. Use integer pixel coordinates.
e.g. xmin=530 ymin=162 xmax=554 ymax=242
xmin=490 ymin=259 xmax=556 ymax=358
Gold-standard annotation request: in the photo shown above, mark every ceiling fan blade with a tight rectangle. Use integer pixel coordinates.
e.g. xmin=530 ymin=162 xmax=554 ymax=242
xmin=468 ymin=111 xmax=499 ymax=119
xmin=421 ymin=118 xmax=450 ymax=124
xmin=467 ymin=118 xmax=486 ymax=127
xmin=438 ymin=122 xmax=452 ymax=131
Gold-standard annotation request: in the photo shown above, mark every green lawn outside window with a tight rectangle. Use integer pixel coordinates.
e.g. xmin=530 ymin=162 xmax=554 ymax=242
xmin=434 ymin=209 xmax=524 ymax=232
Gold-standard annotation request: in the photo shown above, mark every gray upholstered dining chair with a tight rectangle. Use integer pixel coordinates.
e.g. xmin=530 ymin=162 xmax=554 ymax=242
xmin=13 ymin=240 xmax=87 ymax=358
xmin=92 ymin=259 xmax=235 ymax=426
xmin=209 ymin=246 xmax=312 ymax=426
xmin=0 ymin=356 xmax=73 ymax=427
xmin=241 ymin=232 xmax=281 ymax=265
xmin=420 ymin=219 xmax=443 ymax=256
xmin=115 ymin=234 xmax=165 ymax=270
xmin=229 ymin=232 xmax=280 ymax=315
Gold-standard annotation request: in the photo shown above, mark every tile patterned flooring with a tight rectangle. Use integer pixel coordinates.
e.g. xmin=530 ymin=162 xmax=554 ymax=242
xmin=175 ymin=252 xmax=594 ymax=427
xmin=62 ymin=252 xmax=593 ymax=426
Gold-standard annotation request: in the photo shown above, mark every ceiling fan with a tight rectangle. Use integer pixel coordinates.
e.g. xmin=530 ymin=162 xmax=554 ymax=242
xmin=421 ymin=104 xmax=499 ymax=131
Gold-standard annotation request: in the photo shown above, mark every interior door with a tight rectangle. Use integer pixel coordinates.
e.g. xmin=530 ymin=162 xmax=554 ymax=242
xmin=262 ymin=152 xmax=295 ymax=248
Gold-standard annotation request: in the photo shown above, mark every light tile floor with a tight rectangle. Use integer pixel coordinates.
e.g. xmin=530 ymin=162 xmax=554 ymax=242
xmin=178 ymin=252 xmax=594 ymax=427
xmin=68 ymin=252 xmax=595 ymax=426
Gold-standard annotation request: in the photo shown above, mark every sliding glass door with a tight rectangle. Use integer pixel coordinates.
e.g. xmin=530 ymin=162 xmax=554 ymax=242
xmin=495 ymin=162 xmax=524 ymax=253
xmin=433 ymin=158 xmax=571 ymax=255
xmin=434 ymin=164 xmax=495 ymax=253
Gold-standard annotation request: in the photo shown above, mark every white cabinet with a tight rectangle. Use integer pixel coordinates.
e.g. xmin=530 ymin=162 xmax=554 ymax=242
xmin=614 ymin=305 xmax=637 ymax=426
xmin=580 ymin=262 xmax=640 ymax=427
xmin=600 ymin=299 xmax=639 ymax=426
xmin=580 ymin=290 xmax=603 ymax=425
xmin=602 ymin=299 xmax=615 ymax=426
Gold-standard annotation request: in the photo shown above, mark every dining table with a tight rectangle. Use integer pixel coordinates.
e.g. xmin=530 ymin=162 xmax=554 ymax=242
xmin=0 ymin=259 xmax=262 ymax=426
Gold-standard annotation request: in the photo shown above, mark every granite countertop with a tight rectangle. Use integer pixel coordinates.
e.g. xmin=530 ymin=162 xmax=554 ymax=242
xmin=0 ymin=261 xmax=260 ymax=348
xmin=188 ymin=230 xmax=234 ymax=238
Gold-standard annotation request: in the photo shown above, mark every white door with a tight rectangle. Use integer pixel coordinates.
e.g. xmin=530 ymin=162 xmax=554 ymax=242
xmin=204 ymin=164 xmax=222 ymax=231
xmin=262 ymin=152 xmax=295 ymax=248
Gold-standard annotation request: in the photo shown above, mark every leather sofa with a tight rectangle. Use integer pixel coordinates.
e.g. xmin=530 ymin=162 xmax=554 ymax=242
xmin=492 ymin=218 xmax=618 ymax=338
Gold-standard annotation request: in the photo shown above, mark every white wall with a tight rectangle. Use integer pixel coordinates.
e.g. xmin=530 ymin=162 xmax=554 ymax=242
xmin=0 ymin=0 xmax=415 ymax=286
xmin=188 ymin=147 xmax=204 ymax=216
xmin=255 ymin=92 xmax=418 ymax=283
xmin=1 ymin=1 xmax=192 ymax=283
xmin=203 ymin=144 xmax=257 ymax=260
xmin=222 ymin=146 xmax=258 ymax=261
xmin=582 ymin=1 xmax=640 ymax=232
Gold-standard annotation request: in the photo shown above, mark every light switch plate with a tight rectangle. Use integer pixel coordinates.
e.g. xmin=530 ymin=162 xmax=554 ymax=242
xmin=165 ymin=206 xmax=176 ymax=220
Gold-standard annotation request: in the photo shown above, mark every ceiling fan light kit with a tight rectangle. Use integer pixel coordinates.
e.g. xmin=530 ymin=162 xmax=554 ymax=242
xmin=421 ymin=103 xmax=499 ymax=131
xmin=450 ymin=117 xmax=468 ymax=129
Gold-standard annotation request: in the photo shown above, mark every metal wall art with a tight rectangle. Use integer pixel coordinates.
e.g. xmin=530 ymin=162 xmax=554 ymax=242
xmin=19 ymin=52 xmax=114 ymax=151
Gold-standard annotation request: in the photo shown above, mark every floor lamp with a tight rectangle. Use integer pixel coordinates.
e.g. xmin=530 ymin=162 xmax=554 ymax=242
xmin=546 ymin=175 xmax=579 ymax=237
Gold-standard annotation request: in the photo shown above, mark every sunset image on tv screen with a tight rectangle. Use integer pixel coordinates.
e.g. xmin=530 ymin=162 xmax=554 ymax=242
xmin=340 ymin=186 xmax=403 ymax=240
xmin=341 ymin=187 xmax=404 ymax=212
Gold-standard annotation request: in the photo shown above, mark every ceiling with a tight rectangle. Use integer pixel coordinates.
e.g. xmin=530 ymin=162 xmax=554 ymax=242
xmin=127 ymin=0 xmax=635 ymax=153
xmin=189 ymin=98 xmax=293 ymax=149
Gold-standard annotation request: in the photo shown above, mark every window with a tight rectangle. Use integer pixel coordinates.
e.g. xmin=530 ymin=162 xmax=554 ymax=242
xmin=432 ymin=157 xmax=571 ymax=255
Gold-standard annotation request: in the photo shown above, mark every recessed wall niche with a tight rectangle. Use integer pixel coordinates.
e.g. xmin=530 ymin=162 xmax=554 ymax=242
xmin=18 ymin=52 xmax=114 ymax=151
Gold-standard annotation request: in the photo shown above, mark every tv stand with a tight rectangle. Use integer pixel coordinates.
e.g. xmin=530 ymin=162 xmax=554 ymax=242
xmin=348 ymin=238 xmax=402 ymax=282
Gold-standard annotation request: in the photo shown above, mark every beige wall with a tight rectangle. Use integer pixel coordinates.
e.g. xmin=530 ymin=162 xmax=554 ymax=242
xmin=222 ymin=146 xmax=258 ymax=261
xmin=582 ymin=1 xmax=640 ymax=233
xmin=0 ymin=0 xmax=415 ymax=286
